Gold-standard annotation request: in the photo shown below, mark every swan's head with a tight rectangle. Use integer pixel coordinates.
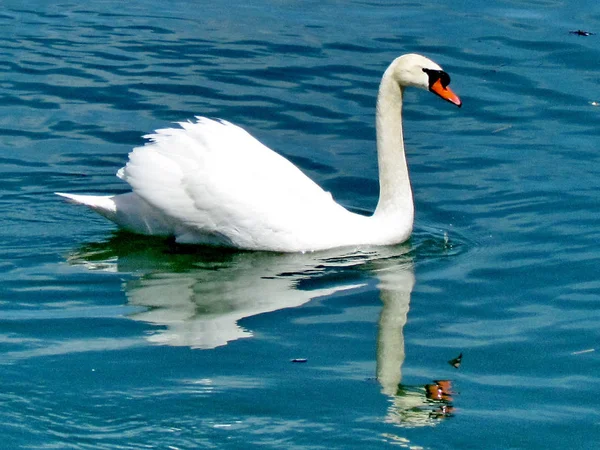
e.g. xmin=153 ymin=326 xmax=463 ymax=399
xmin=389 ymin=53 xmax=462 ymax=107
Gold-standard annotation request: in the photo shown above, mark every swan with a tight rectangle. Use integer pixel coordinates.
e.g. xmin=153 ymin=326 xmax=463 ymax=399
xmin=57 ymin=53 xmax=461 ymax=252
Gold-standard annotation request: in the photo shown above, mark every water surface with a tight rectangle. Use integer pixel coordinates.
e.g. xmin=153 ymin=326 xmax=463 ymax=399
xmin=1 ymin=1 xmax=600 ymax=448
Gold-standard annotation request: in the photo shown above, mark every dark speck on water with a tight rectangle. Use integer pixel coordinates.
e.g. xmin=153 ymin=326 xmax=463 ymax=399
xmin=569 ymin=29 xmax=595 ymax=36
xmin=448 ymin=353 xmax=463 ymax=369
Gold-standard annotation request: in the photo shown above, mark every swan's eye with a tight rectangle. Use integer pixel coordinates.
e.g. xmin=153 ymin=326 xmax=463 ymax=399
xmin=422 ymin=68 xmax=451 ymax=89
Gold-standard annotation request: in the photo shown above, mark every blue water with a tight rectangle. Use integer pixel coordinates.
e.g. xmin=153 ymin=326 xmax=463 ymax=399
xmin=2 ymin=0 xmax=600 ymax=448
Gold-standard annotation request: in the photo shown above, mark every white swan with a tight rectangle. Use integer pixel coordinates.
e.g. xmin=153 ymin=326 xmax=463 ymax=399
xmin=57 ymin=53 xmax=461 ymax=252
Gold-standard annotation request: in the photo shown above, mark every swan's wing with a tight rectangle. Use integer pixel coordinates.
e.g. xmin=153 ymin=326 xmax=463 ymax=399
xmin=118 ymin=118 xmax=340 ymax=248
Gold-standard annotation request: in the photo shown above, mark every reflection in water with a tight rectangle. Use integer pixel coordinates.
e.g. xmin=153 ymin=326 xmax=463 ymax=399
xmin=125 ymin=255 xmax=366 ymax=348
xmin=376 ymin=261 xmax=454 ymax=427
xmin=68 ymin=232 xmax=456 ymax=427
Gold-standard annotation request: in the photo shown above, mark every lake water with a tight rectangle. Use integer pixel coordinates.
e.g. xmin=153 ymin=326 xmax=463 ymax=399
xmin=2 ymin=0 xmax=600 ymax=448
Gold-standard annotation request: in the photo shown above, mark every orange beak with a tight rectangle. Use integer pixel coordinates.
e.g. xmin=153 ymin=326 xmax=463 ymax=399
xmin=430 ymin=78 xmax=462 ymax=107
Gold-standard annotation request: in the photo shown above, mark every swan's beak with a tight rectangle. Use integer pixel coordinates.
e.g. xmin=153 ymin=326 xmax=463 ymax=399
xmin=430 ymin=79 xmax=462 ymax=107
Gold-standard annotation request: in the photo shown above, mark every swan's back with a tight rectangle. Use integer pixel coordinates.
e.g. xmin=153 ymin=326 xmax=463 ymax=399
xmin=118 ymin=118 xmax=353 ymax=251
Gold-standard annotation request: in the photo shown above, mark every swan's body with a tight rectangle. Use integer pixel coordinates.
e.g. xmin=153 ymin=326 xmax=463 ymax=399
xmin=57 ymin=54 xmax=461 ymax=252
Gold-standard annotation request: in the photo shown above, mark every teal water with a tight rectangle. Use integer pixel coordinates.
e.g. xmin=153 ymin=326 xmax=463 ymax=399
xmin=2 ymin=1 xmax=600 ymax=448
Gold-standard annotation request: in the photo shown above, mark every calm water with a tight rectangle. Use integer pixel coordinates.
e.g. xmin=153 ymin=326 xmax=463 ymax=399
xmin=2 ymin=0 xmax=600 ymax=448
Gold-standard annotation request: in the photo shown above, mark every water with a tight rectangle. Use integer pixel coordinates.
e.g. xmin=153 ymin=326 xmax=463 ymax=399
xmin=2 ymin=0 xmax=600 ymax=448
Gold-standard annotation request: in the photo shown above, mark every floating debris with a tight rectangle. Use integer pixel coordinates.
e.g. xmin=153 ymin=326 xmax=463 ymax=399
xmin=291 ymin=358 xmax=308 ymax=363
xmin=492 ymin=124 xmax=512 ymax=134
xmin=448 ymin=352 xmax=463 ymax=369
xmin=569 ymin=30 xmax=594 ymax=36
xmin=571 ymin=348 xmax=595 ymax=355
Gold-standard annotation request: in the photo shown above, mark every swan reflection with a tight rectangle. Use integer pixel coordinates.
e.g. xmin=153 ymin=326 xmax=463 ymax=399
xmin=68 ymin=232 xmax=455 ymax=426
xmin=375 ymin=259 xmax=454 ymax=427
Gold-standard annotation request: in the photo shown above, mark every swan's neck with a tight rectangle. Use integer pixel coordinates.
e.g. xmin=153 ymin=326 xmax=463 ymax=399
xmin=373 ymin=72 xmax=414 ymax=227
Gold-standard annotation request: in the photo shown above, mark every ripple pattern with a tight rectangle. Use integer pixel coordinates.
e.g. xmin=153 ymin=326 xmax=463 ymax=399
xmin=1 ymin=0 xmax=600 ymax=449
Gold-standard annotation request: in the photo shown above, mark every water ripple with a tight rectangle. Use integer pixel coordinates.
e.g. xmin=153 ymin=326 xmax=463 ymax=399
xmin=2 ymin=1 xmax=600 ymax=448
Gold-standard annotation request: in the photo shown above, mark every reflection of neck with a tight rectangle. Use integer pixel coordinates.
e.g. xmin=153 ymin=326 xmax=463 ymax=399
xmin=375 ymin=267 xmax=414 ymax=396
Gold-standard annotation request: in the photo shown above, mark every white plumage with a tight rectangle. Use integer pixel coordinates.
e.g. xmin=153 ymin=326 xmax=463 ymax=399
xmin=57 ymin=54 xmax=461 ymax=252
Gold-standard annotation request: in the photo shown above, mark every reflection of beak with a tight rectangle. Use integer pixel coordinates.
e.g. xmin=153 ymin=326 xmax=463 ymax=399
xmin=430 ymin=78 xmax=462 ymax=107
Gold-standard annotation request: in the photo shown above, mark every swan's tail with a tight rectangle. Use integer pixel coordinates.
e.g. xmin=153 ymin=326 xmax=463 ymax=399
xmin=56 ymin=191 xmax=174 ymax=236
xmin=55 ymin=192 xmax=117 ymax=220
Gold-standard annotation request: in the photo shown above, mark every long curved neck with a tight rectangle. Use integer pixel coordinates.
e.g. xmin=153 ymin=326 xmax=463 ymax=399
xmin=373 ymin=71 xmax=414 ymax=225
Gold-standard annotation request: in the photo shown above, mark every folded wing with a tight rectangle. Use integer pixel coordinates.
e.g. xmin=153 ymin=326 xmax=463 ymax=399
xmin=118 ymin=118 xmax=341 ymax=249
